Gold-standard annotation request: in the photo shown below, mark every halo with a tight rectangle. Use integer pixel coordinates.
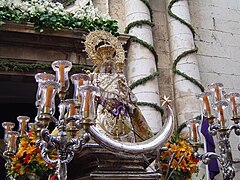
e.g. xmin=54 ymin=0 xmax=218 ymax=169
xmin=84 ymin=30 xmax=125 ymax=66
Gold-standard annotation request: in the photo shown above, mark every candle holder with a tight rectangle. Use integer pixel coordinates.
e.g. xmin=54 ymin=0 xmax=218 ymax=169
xmin=2 ymin=122 xmax=15 ymax=144
xmin=186 ymin=118 xmax=201 ymax=150
xmin=189 ymin=82 xmax=240 ymax=180
xmin=224 ymin=92 xmax=240 ymax=123
xmin=79 ymin=85 xmax=99 ymax=127
xmin=52 ymin=60 xmax=72 ymax=100
xmin=37 ymin=80 xmax=60 ymax=127
xmin=3 ymin=131 xmax=19 ymax=158
xmin=35 ymin=72 xmax=55 ymax=107
xmin=17 ymin=116 xmax=30 ymax=137
xmin=71 ymin=73 xmax=90 ymax=107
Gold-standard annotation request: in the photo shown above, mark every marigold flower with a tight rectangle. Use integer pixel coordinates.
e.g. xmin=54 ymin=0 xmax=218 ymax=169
xmin=160 ymin=134 xmax=199 ymax=180
xmin=6 ymin=131 xmax=56 ymax=179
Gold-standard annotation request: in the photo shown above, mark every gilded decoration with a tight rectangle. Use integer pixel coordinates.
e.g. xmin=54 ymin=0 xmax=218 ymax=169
xmin=84 ymin=30 xmax=153 ymax=141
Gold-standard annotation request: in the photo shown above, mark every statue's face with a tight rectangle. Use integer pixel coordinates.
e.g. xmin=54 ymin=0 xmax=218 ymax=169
xmin=104 ymin=61 xmax=113 ymax=73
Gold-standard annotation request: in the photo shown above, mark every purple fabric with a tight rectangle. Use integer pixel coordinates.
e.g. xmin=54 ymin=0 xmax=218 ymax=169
xmin=201 ymin=117 xmax=220 ymax=180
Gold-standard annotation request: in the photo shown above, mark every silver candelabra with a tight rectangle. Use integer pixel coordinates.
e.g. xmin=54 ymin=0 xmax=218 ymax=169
xmin=187 ymin=82 xmax=240 ymax=180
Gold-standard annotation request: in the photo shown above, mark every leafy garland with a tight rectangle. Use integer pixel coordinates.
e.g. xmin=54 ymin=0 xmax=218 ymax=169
xmin=168 ymin=0 xmax=204 ymax=92
xmin=139 ymin=0 xmax=153 ymax=21
xmin=124 ymin=1 xmax=163 ymax=115
xmin=129 ymin=71 xmax=159 ymax=90
xmin=137 ymin=101 xmax=164 ymax=116
xmin=0 ymin=59 xmax=94 ymax=73
xmin=130 ymin=36 xmax=158 ymax=67
xmin=124 ymin=20 xmax=154 ymax=34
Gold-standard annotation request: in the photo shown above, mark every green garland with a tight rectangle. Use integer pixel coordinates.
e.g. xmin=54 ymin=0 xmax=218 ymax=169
xmin=168 ymin=0 xmax=204 ymax=92
xmin=123 ymin=1 xmax=163 ymax=115
xmin=0 ymin=59 xmax=93 ymax=73
xmin=129 ymin=71 xmax=159 ymax=90
xmin=124 ymin=20 xmax=154 ymax=34
xmin=168 ymin=0 xmax=196 ymax=38
xmin=130 ymin=36 xmax=158 ymax=67
xmin=137 ymin=101 xmax=164 ymax=116
xmin=140 ymin=0 xmax=153 ymax=22
xmin=172 ymin=48 xmax=205 ymax=92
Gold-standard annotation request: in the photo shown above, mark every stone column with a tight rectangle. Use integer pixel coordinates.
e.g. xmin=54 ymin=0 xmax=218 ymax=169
xmin=167 ymin=0 xmax=202 ymax=126
xmin=93 ymin=0 xmax=109 ymax=15
xmin=125 ymin=0 xmax=162 ymax=132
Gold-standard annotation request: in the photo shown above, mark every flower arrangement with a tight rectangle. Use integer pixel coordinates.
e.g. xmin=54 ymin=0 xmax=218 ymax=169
xmin=157 ymin=124 xmax=199 ymax=180
xmin=0 ymin=0 xmax=119 ymax=35
xmin=6 ymin=131 xmax=56 ymax=180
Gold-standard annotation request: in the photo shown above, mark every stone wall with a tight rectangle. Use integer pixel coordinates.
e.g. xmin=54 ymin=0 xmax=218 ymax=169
xmin=189 ymin=0 xmax=240 ymax=92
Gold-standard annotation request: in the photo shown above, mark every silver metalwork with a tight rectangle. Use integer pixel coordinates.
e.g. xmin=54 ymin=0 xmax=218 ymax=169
xmin=37 ymin=122 xmax=90 ymax=180
xmin=190 ymin=83 xmax=240 ymax=180
xmin=89 ymin=104 xmax=174 ymax=154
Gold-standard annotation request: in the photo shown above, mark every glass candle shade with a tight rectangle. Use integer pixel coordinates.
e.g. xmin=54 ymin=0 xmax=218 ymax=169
xmin=187 ymin=119 xmax=201 ymax=146
xmin=224 ymin=92 xmax=240 ymax=120
xmin=71 ymin=73 xmax=90 ymax=105
xmin=60 ymin=99 xmax=80 ymax=137
xmin=60 ymin=99 xmax=80 ymax=119
xmin=4 ymin=131 xmax=19 ymax=157
xmin=213 ymin=100 xmax=230 ymax=129
xmin=208 ymin=82 xmax=224 ymax=103
xmin=2 ymin=122 xmax=15 ymax=144
xmin=17 ymin=116 xmax=30 ymax=137
xmin=37 ymin=81 xmax=59 ymax=125
xmin=35 ymin=72 xmax=55 ymax=107
xmin=197 ymin=92 xmax=214 ymax=120
xmin=79 ymin=85 xmax=99 ymax=124
xmin=52 ymin=60 xmax=72 ymax=94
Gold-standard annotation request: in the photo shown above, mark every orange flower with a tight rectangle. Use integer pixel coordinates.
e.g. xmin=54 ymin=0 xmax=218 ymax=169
xmin=171 ymin=159 xmax=179 ymax=169
xmin=159 ymin=135 xmax=199 ymax=180
xmin=169 ymin=143 xmax=179 ymax=152
xmin=7 ymin=131 xmax=56 ymax=178
xmin=26 ymin=145 xmax=38 ymax=154
xmin=179 ymin=159 xmax=188 ymax=172
xmin=161 ymin=163 xmax=168 ymax=171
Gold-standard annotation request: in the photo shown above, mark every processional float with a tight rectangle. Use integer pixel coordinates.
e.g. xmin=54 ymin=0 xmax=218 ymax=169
xmin=2 ymin=30 xmax=174 ymax=180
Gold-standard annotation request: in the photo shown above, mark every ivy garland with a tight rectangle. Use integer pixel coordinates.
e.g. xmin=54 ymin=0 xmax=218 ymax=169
xmin=137 ymin=102 xmax=164 ymax=116
xmin=124 ymin=1 xmax=163 ymax=115
xmin=129 ymin=71 xmax=159 ymax=90
xmin=124 ymin=20 xmax=154 ymax=34
xmin=168 ymin=0 xmax=204 ymax=92
xmin=130 ymin=36 xmax=158 ymax=68
xmin=139 ymin=0 xmax=153 ymax=22
xmin=0 ymin=59 xmax=93 ymax=73
xmin=168 ymin=0 xmax=196 ymax=38
xmin=172 ymin=48 xmax=205 ymax=92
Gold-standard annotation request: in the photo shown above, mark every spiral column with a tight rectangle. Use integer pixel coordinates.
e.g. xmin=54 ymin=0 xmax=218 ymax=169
xmin=167 ymin=0 xmax=203 ymax=126
xmin=125 ymin=0 xmax=162 ymax=132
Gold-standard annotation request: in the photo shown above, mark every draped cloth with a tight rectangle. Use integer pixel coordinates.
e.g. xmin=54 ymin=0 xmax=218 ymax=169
xmin=201 ymin=117 xmax=220 ymax=180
